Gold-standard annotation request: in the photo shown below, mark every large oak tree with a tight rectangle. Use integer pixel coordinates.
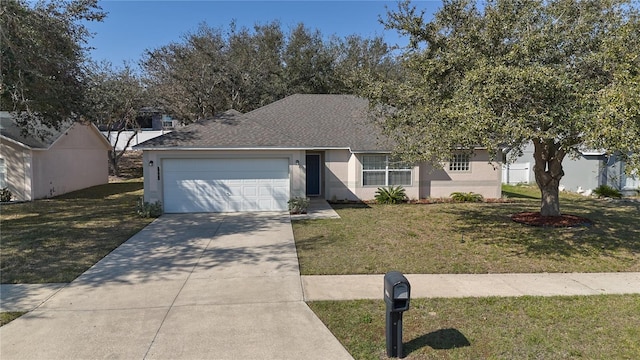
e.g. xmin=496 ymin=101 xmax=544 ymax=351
xmin=1 ymin=0 xmax=105 ymax=133
xmin=370 ymin=0 xmax=640 ymax=216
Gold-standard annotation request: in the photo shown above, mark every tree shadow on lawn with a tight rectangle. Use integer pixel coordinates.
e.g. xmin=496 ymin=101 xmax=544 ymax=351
xmin=405 ymin=328 xmax=471 ymax=355
xmin=328 ymin=202 xmax=371 ymax=210
xmin=444 ymin=203 xmax=640 ymax=257
xmin=294 ymin=233 xmax=342 ymax=252
xmin=55 ymin=182 xmax=143 ymax=199
xmin=502 ymin=189 xmax=539 ymax=200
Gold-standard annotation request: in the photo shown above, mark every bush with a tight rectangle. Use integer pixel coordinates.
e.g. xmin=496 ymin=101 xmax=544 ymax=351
xmin=136 ymin=197 xmax=163 ymax=218
xmin=450 ymin=191 xmax=484 ymax=202
xmin=1 ymin=188 xmax=12 ymax=202
xmin=375 ymin=186 xmax=407 ymax=204
xmin=288 ymin=196 xmax=310 ymax=214
xmin=593 ymin=185 xmax=622 ymax=198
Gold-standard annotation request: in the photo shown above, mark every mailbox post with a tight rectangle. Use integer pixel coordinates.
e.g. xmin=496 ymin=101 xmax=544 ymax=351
xmin=384 ymin=271 xmax=411 ymax=358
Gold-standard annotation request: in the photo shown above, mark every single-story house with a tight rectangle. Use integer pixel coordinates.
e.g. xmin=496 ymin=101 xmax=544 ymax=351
xmin=0 ymin=112 xmax=111 ymax=201
xmin=134 ymin=94 xmax=502 ymax=213
xmin=503 ymin=142 xmax=639 ymax=195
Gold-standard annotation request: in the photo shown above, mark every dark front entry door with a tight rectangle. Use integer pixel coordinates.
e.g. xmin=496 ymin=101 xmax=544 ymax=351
xmin=306 ymin=154 xmax=321 ymax=196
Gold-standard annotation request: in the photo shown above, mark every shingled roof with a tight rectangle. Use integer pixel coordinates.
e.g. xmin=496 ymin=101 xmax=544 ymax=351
xmin=0 ymin=111 xmax=71 ymax=149
xmin=134 ymin=95 xmax=391 ymax=151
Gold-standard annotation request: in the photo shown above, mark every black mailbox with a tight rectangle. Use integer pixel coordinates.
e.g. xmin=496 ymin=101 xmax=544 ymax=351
xmin=384 ymin=271 xmax=411 ymax=358
xmin=384 ymin=271 xmax=411 ymax=312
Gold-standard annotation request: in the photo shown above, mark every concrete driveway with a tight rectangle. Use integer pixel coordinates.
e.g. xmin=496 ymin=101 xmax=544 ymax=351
xmin=0 ymin=213 xmax=352 ymax=360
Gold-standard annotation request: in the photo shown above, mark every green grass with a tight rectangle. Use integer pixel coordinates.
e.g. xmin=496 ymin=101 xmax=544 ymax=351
xmin=293 ymin=185 xmax=640 ymax=274
xmin=309 ymin=294 xmax=640 ymax=359
xmin=0 ymin=312 xmax=26 ymax=327
xmin=0 ymin=180 xmax=154 ymax=284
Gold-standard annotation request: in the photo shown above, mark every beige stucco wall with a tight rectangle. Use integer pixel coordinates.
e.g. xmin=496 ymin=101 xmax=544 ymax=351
xmin=142 ymin=149 xmax=305 ymax=205
xmin=141 ymin=148 xmax=501 ymax=206
xmin=420 ymin=150 xmax=502 ymax=199
xmin=319 ymin=150 xmax=421 ymax=201
xmin=0 ymin=140 xmax=32 ymax=201
xmin=31 ymin=124 xmax=110 ymax=199
xmin=323 ymin=149 xmax=356 ymax=201
xmin=1 ymin=124 xmax=109 ymax=201
xmin=324 ymin=149 xmax=500 ymax=202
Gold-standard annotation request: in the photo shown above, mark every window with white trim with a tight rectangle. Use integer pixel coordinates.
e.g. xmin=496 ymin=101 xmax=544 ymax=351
xmin=362 ymin=155 xmax=412 ymax=186
xmin=449 ymin=153 xmax=470 ymax=172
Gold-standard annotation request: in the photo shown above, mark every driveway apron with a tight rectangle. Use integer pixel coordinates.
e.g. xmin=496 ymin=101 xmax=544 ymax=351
xmin=0 ymin=213 xmax=352 ymax=360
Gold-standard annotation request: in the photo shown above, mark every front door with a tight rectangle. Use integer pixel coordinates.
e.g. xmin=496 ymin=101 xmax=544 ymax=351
xmin=305 ymin=154 xmax=321 ymax=196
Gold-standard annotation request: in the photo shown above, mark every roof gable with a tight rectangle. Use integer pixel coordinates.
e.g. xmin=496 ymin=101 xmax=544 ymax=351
xmin=0 ymin=112 xmax=111 ymax=150
xmin=135 ymin=95 xmax=391 ymax=151
xmin=0 ymin=111 xmax=72 ymax=149
xmin=135 ymin=109 xmax=307 ymax=149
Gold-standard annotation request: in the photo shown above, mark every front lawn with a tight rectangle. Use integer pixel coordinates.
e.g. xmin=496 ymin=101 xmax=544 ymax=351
xmin=309 ymin=294 xmax=640 ymax=359
xmin=293 ymin=185 xmax=640 ymax=274
xmin=0 ymin=180 xmax=154 ymax=284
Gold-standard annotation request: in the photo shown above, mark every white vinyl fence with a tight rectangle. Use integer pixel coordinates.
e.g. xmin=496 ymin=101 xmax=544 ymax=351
xmin=502 ymin=162 xmax=531 ymax=184
xmin=101 ymin=130 xmax=170 ymax=151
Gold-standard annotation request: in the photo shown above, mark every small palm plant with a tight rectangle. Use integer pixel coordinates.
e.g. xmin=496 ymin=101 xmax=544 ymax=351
xmin=375 ymin=186 xmax=407 ymax=204
xmin=592 ymin=185 xmax=622 ymax=198
xmin=450 ymin=192 xmax=484 ymax=202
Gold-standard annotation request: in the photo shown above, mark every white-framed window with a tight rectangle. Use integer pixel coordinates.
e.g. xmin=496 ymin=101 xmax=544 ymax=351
xmin=449 ymin=153 xmax=470 ymax=172
xmin=362 ymin=155 xmax=412 ymax=186
xmin=161 ymin=115 xmax=175 ymax=129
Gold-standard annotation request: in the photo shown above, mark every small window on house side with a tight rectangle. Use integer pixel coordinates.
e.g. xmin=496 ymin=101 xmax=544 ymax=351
xmin=449 ymin=153 xmax=470 ymax=172
xmin=362 ymin=155 xmax=412 ymax=186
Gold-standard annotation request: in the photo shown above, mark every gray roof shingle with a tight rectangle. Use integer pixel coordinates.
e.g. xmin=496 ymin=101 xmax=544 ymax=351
xmin=135 ymin=95 xmax=391 ymax=151
xmin=0 ymin=111 xmax=71 ymax=149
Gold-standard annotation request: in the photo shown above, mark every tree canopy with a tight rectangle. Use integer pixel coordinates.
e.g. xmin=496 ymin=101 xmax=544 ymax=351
xmin=83 ymin=61 xmax=148 ymax=176
xmin=370 ymin=0 xmax=640 ymax=216
xmin=0 ymin=0 xmax=105 ymax=132
xmin=142 ymin=21 xmax=397 ymax=121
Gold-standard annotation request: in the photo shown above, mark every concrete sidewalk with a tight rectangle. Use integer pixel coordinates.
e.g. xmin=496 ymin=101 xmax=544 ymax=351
xmin=301 ymin=272 xmax=640 ymax=301
xmin=5 ymin=272 xmax=640 ymax=311
xmin=0 ymin=213 xmax=352 ymax=360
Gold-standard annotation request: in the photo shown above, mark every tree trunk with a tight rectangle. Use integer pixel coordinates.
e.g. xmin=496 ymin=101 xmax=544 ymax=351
xmin=108 ymin=128 xmax=139 ymax=177
xmin=109 ymin=151 xmax=120 ymax=177
xmin=532 ymin=139 xmax=566 ymax=217
xmin=539 ymin=179 xmax=561 ymax=216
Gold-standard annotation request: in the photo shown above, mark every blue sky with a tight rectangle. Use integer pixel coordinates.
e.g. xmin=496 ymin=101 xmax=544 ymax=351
xmin=84 ymin=0 xmax=441 ymax=67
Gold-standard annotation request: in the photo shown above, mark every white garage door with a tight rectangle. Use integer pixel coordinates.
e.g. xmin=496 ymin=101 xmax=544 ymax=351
xmin=163 ymin=158 xmax=290 ymax=213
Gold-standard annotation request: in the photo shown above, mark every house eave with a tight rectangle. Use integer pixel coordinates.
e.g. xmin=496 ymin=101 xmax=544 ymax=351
xmin=134 ymin=146 xmax=354 ymax=151
xmin=0 ymin=135 xmax=33 ymax=150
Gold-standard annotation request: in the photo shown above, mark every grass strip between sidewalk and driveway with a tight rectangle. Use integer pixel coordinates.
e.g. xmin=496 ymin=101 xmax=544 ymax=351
xmin=293 ymin=185 xmax=640 ymax=275
xmin=309 ymin=294 xmax=640 ymax=359
xmin=0 ymin=180 xmax=154 ymax=284
xmin=0 ymin=312 xmax=26 ymax=327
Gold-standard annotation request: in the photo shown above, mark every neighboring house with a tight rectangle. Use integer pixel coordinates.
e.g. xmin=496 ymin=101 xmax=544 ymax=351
xmin=134 ymin=94 xmax=502 ymax=213
xmin=0 ymin=112 xmax=111 ymax=201
xmin=101 ymin=112 xmax=179 ymax=151
xmin=503 ymin=142 xmax=639 ymax=195
xmin=101 ymin=129 xmax=173 ymax=151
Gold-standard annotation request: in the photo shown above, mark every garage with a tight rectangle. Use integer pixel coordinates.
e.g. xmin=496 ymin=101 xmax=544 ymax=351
xmin=162 ymin=158 xmax=290 ymax=213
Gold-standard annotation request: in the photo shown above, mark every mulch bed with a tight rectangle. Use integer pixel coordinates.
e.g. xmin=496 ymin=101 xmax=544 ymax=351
xmin=511 ymin=212 xmax=593 ymax=227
